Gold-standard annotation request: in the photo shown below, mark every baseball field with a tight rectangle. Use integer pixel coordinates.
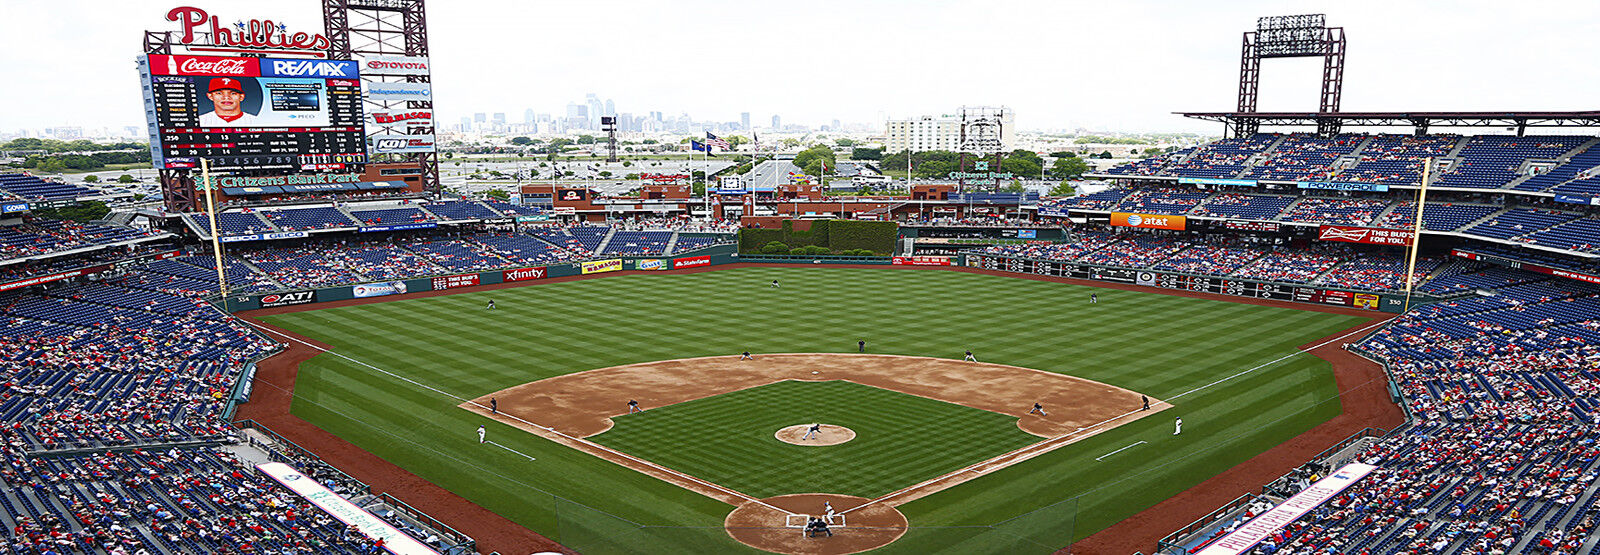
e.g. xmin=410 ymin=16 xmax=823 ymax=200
xmin=248 ymin=265 xmax=1380 ymax=554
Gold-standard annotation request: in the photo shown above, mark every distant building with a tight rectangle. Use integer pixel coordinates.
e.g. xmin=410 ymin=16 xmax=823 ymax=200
xmin=884 ymin=108 xmax=1014 ymax=154
xmin=741 ymin=112 xmax=751 ymax=131
xmin=771 ymin=115 xmax=781 ymax=129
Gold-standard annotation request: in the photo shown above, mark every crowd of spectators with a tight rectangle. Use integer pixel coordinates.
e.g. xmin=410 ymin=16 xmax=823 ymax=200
xmin=1176 ymin=266 xmax=1600 ymax=554
xmin=0 ymin=218 xmax=160 ymax=261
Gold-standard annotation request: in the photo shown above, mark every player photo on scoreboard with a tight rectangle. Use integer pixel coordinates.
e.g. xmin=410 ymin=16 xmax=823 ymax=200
xmin=193 ymin=76 xmax=330 ymax=128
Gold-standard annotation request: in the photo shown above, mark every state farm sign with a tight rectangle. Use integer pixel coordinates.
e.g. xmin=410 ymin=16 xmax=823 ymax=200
xmin=1317 ymin=225 xmax=1416 ymax=246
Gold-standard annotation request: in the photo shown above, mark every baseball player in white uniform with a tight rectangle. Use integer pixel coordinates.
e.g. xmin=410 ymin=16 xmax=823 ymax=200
xmin=803 ymin=423 xmax=821 ymax=440
xmin=1174 ymin=417 xmax=1182 ymax=435
xmin=477 ymin=425 xmax=486 ymax=444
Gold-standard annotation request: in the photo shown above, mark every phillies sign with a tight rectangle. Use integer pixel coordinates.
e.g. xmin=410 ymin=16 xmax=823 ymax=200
xmin=1317 ymin=225 xmax=1416 ymax=246
xmin=165 ymin=6 xmax=331 ymax=53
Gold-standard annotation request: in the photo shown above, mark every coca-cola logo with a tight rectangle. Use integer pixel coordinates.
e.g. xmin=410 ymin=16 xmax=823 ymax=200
xmin=166 ymin=6 xmax=331 ymax=52
xmin=365 ymin=60 xmax=429 ymax=70
xmin=181 ymin=57 xmax=250 ymax=75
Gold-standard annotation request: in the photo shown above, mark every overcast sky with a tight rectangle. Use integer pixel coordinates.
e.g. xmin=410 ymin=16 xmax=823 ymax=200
xmin=2 ymin=0 xmax=1596 ymax=134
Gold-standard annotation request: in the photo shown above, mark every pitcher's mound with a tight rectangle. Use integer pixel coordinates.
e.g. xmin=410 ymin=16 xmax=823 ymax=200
xmin=725 ymin=493 xmax=907 ymax=554
xmin=775 ymin=424 xmax=855 ymax=446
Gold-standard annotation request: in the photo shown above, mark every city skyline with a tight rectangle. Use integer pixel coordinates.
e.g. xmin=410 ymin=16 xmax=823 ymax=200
xmin=1 ymin=0 xmax=1598 ymax=135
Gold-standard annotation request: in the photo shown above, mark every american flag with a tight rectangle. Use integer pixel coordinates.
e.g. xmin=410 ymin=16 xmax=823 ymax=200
xmin=705 ymin=132 xmax=731 ymax=150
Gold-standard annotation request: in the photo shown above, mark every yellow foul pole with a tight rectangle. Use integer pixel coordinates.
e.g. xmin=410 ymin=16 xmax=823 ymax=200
xmin=200 ymin=159 xmax=230 ymax=312
xmin=1401 ymin=158 xmax=1431 ymax=313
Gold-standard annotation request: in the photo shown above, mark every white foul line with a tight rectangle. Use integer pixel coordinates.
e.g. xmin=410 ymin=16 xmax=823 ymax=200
xmin=1166 ymin=316 xmax=1395 ymax=402
xmin=1095 ymin=441 xmax=1147 ymax=462
xmin=243 ymin=320 xmax=787 ymax=515
xmin=487 ymin=440 xmax=535 ymax=461
xmin=846 ymin=315 xmax=1397 ymax=514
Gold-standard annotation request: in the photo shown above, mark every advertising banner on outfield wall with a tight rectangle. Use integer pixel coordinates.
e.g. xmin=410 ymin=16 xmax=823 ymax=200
xmin=891 ymin=256 xmax=954 ymax=266
xmin=256 ymin=462 xmax=439 ymax=555
xmin=353 ymin=280 xmax=407 ymax=298
xmin=636 ymin=259 xmax=667 ymax=271
xmin=502 ymin=266 xmax=547 ymax=282
xmin=431 ymin=274 xmax=480 ymax=290
xmin=258 ymin=290 xmax=316 ymax=308
xmin=1111 ymin=212 xmax=1186 ymax=230
xmin=1197 ymin=463 xmax=1376 ymax=555
xmin=673 ymin=256 xmax=711 ymax=269
xmin=581 ymin=259 xmax=623 ymax=274
xmin=1317 ymin=225 xmax=1416 ymax=246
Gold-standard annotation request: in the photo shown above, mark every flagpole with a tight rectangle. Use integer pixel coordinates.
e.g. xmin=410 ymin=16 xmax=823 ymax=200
xmin=200 ymin=158 xmax=229 ymax=313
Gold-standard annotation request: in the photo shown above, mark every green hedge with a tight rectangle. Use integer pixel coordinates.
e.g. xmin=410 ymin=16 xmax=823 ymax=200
xmin=737 ymin=220 xmax=897 ymax=256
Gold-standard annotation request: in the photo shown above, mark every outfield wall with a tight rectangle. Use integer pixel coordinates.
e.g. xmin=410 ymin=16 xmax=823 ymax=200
xmin=218 ymin=247 xmax=1417 ymax=314
xmin=960 ymin=253 xmax=1429 ymax=313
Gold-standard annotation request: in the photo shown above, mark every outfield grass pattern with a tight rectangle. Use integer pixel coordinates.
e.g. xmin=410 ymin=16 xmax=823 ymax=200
xmin=593 ymin=380 xmax=1041 ymax=498
xmin=261 ymin=267 xmax=1369 ymax=553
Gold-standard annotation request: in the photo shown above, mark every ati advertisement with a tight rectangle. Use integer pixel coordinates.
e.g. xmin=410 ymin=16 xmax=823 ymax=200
xmin=672 ymin=256 xmax=711 ymax=269
xmin=1317 ymin=225 xmax=1416 ymax=246
xmin=1111 ymin=212 xmax=1187 ymax=231
xmin=431 ymin=274 xmax=480 ymax=290
xmin=258 ymin=290 xmax=316 ymax=308
xmin=581 ymin=259 xmax=623 ymax=274
xmin=353 ymin=280 xmax=407 ymax=298
xmin=502 ymin=266 xmax=548 ymax=282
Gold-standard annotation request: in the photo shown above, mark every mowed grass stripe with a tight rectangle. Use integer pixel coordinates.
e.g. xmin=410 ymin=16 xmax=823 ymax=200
xmin=262 ymin=266 xmax=1370 ymax=550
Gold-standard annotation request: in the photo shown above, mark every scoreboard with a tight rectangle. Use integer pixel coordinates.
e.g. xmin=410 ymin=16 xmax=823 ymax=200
xmin=966 ymin=255 xmax=1383 ymax=309
xmin=139 ymin=54 xmax=368 ymax=172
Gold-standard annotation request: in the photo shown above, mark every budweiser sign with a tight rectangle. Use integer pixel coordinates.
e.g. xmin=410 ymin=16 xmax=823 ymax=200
xmin=371 ymin=111 xmax=432 ymax=125
xmin=1317 ymin=225 xmax=1416 ymax=246
xmin=149 ymin=55 xmax=258 ymax=76
xmin=166 ymin=6 xmax=331 ymax=52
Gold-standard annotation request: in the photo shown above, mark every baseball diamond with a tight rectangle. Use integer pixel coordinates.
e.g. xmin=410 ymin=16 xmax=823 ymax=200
xmin=245 ymin=265 xmax=1384 ymax=553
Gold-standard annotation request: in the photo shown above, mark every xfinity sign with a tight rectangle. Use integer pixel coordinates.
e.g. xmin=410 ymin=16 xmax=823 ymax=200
xmin=261 ymin=58 xmax=358 ymax=78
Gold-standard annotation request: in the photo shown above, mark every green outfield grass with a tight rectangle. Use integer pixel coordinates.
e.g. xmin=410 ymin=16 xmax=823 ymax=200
xmin=259 ymin=266 xmax=1371 ymax=553
xmin=593 ymin=380 xmax=1040 ymax=498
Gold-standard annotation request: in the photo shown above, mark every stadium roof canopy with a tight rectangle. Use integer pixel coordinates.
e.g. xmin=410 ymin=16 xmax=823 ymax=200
xmin=1179 ymin=110 xmax=1600 ymax=134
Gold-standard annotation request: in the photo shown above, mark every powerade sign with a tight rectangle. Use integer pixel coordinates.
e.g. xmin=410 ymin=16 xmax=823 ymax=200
xmin=1297 ymin=181 xmax=1389 ymax=192
xmin=259 ymin=58 xmax=358 ymax=78
xmin=258 ymin=290 xmax=315 ymax=308
xmin=1178 ymin=177 xmax=1258 ymax=187
xmin=1 ymin=202 xmax=28 ymax=215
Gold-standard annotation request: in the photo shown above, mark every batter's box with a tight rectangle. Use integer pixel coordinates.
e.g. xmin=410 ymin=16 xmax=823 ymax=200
xmin=785 ymin=513 xmax=846 ymax=527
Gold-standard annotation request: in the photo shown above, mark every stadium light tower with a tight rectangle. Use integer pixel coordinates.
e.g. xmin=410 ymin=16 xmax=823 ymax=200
xmin=1236 ymin=14 xmax=1347 ymax=137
